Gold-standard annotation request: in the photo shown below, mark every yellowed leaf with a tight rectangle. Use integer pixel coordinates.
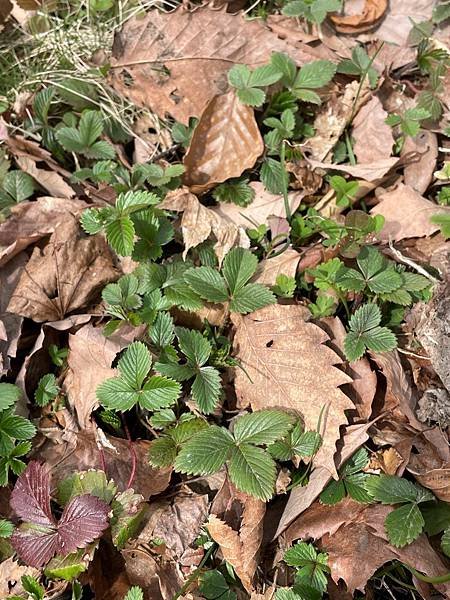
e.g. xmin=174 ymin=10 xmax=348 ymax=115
xmin=183 ymin=91 xmax=263 ymax=194
xmin=330 ymin=0 xmax=388 ymax=33
xmin=232 ymin=304 xmax=353 ymax=477
xmin=159 ymin=187 xmax=249 ymax=264
xmin=110 ymin=5 xmax=328 ymax=123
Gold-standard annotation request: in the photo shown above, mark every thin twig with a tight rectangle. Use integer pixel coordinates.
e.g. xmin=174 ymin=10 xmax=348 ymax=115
xmin=121 ymin=416 xmax=137 ymax=489
xmin=388 ymin=240 xmax=439 ymax=283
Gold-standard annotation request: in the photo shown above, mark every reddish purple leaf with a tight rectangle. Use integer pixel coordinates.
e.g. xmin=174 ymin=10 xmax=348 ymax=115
xmin=11 ymin=525 xmax=58 ymax=568
xmin=10 ymin=461 xmax=55 ymax=527
xmin=57 ymin=494 xmax=110 ymax=554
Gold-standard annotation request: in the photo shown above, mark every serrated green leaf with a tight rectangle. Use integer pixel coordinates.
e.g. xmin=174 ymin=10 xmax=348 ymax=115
xmin=271 ymin=52 xmax=297 ymax=87
xmin=150 ymin=312 xmax=175 ymax=348
xmin=57 ymin=470 xmax=117 ymax=505
xmin=124 ymin=587 xmax=144 ymax=600
xmin=367 ymin=269 xmax=403 ymax=294
xmin=260 ymin=158 xmax=289 ymax=194
xmin=184 ymin=267 xmax=229 ymax=303
xmin=233 ymin=410 xmax=293 ymax=445
xmin=140 ymin=376 xmax=181 ymax=410
xmin=0 ymin=383 xmax=21 ymax=411
xmin=385 ymin=503 xmax=424 ymax=547
xmin=34 ymin=373 xmax=59 ymax=407
xmin=228 ymin=443 xmax=276 ymax=501
xmin=192 ymin=366 xmax=222 ymax=414
xmin=229 ymin=283 xmax=276 ymax=313
xmin=343 ymin=448 xmax=369 ymax=475
xmin=56 ymin=127 xmax=85 ymax=153
xmin=149 ymin=408 xmax=176 ymax=429
xmin=175 ymin=426 xmax=234 ymax=475
xmin=148 ymin=436 xmax=177 ymax=468
xmin=176 ymin=327 xmax=211 ymax=366
xmin=154 ymin=361 xmax=195 ymax=382
xmin=118 ymin=342 xmax=151 ymax=389
xmin=2 ymin=170 xmax=35 ymax=203
xmin=0 ymin=518 xmax=13 ymax=537
xmin=0 ymin=412 xmax=36 ymax=444
xmin=212 ymin=177 xmax=255 ymax=208
xmin=401 ymin=272 xmax=430 ymax=291
xmin=106 ymin=217 xmax=135 ymax=256
xmin=199 ymin=569 xmax=236 ymax=600
xmin=292 ymin=431 xmax=322 ymax=457
xmin=22 ymin=575 xmax=44 ymax=599
xmin=78 ymin=110 xmax=103 ymax=146
xmin=44 ymin=545 xmax=95 ymax=581
xmin=80 ymin=207 xmax=111 ymax=234
xmin=111 ymin=489 xmax=147 ymax=549
xmin=97 ymin=378 xmax=138 ymax=411
xmin=362 ymin=326 xmax=397 ymax=353
xmin=320 ymin=479 xmax=346 ymax=505
xmin=284 ymin=542 xmax=329 ymax=593
xmin=223 ymin=247 xmax=257 ymax=294
xmin=236 ymin=87 xmax=266 ymax=107
xmin=228 ymin=64 xmax=251 ymax=89
xmin=364 ymin=474 xmax=428 ymax=504
xmin=83 ymin=140 xmax=116 ymax=160
xmin=345 ymin=472 xmax=372 ymax=503
xmin=294 ymin=60 xmax=336 ymax=89
xmin=249 ymin=64 xmax=282 ymax=87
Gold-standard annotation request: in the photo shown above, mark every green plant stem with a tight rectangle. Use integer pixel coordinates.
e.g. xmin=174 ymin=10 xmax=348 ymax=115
xmin=401 ymin=563 xmax=450 ymax=584
xmin=280 ymin=140 xmax=292 ymax=222
xmin=348 ymin=42 xmax=384 ymax=125
xmin=171 ymin=542 xmax=218 ymax=600
xmin=345 ymin=130 xmax=356 ymax=166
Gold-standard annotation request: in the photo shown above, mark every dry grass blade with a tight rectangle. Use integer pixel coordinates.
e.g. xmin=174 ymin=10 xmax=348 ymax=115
xmin=183 ymin=91 xmax=263 ymax=194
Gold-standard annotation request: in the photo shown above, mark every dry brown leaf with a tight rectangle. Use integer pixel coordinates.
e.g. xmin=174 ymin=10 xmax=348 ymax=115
xmin=276 ymin=421 xmax=373 ymax=537
xmin=183 ymin=91 xmax=263 ymax=194
xmin=402 ymin=130 xmax=438 ymax=195
xmin=352 ymin=96 xmax=394 ymax=163
xmin=0 ymin=252 xmax=26 ymax=376
xmin=0 ymin=0 xmax=12 ymax=24
xmin=7 ymin=214 xmax=119 ymax=322
xmin=64 ymin=323 xmax=144 ymax=429
xmin=160 ymin=187 xmax=249 ymax=264
xmin=232 ymin=304 xmax=353 ymax=477
xmin=330 ymin=0 xmax=388 ymax=33
xmin=371 ymin=183 xmax=450 ymax=241
xmin=212 ymin=182 xmax=303 ymax=229
xmin=0 ymin=196 xmax=87 ymax=266
xmin=109 ymin=5 xmax=329 ymax=123
xmin=122 ymin=548 xmax=185 ymax=600
xmin=37 ymin=430 xmax=172 ymax=499
xmin=307 ymin=80 xmax=371 ymax=161
xmin=408 ymin=438 xmax=450 ymax=502
xmin=16 ymin=155 xmax=75 ymax=198
xmin=370 ymin=447 xmax=404 ymax=475
xmin=374 ymin=0 xmax=435 ymax=46
xmin=309 ymin=156 xmax=398 ymax=182
xmin=253 ymin=247 xmax=301 ymax=286
xmin=0 ymin=557 xmax=39 ymax=597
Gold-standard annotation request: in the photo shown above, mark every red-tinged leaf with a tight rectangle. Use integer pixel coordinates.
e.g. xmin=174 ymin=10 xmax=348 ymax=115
xmin=10 ymin=461 xmax=55 ymax=527
xmin=57 ymin=494 xmax=110 ymax=555
xmin=11 ymin=524 xmax=58 ymax=568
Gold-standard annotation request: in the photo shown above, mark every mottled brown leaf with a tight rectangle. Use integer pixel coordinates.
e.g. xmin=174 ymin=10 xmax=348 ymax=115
xmin=374 ymin=0 xmax=435 ymax=46
xmin=402 ymin=130 xmax=438 ymax=195
xmin=110 ymin=5 xmax=327 ymax=123
xmin=232 ymin=304 xmax=353 ymax=478
xmin=159 ymin=187 xmax=249 ymax=264
xmin=183 ymin=91 xmax=263 ymax=194
xmin=352 ymin=96 xmax=394 ymax=164
xmin=7 ymin=215 xmax=119 ymax=322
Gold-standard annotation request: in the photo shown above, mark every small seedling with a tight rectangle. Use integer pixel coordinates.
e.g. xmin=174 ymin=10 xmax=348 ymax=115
xmin=228 ymin=63 xmax=282 ymax=107
xmin=329 ymin=175 xmax=359 ymax=208
xmin=344 ymin=303 xmax=397 ymax=361
xmin=282 ymin=0 xmax=342 ymax=24
xmin=56 ymin=110 xmax=115 ymax=159
xmin=212 ymin=177 xmax=255 ymax=207
xmin=35 ymin=374 xmax=60 ymax=407
xmin=320 ymin=448 xmax=371 ymax=504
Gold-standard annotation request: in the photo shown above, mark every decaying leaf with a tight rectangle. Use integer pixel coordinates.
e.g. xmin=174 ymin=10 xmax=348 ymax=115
xmin=402 ymin=130 xmax=438 ymax=195
xmin=307 ymin=80 xmax=370 ymax=161
xmin=7 ymin=215 xmax=119 ymax=322
xmin=160 ymin=187 xmax=249 ymax=263
xmin=408 ymin=436 xmax=450 ymax=502
xmin=374 ymin=0 xmax=436 ymax=46
xmin=371 ymin=183 xmax=450 ymax=241
xmin=352 ymin=96 xmax=394 ymax=164
xmin=183 ymin=91 xmax=263 ymax=194
xmin=309 ymin=156 xmax=399 ymax=182
xmin=330 ymin=0 xmax=388 ymax=33
xmin=253 ymin=247 xmax=301 ymax=286
xmin=0 ymin=252 xmax=26 ymax=376
xmin=0 ymin=557 xmax=39 ymax=597
xmin=232 ymin=305 xmax=354 ymax=477
xmin=110 ymin=5 xmax=328 ymax=123
xmin=16 ymin=156 xmax=75 ymax=199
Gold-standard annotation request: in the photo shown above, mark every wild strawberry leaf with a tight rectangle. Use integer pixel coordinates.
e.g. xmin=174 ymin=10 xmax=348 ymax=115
xmin=385 ymin=503 xmax=425 ymax=548
xmin=56 ymin=494 xmax=110 ymax=554
xmin=10 ymin=461 xmax=55 ymax=527
xmin=0 ymin=383 xmax=21 ymax=411
xmin=228 ymin=443 xmax=277 ymax=501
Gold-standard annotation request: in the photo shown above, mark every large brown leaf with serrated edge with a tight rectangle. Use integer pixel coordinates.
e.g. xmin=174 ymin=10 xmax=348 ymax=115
xmin=109 ymin=5 xmax=330 ymax=124
xmin=232 ymin=305 xmax=354 ymax=478
xmin=183 ymin=91 xmax=263 ymax=194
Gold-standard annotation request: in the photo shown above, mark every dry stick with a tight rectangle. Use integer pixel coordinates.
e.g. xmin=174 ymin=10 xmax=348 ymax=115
xmin=121 ymin=416 xmax=137 ymax=489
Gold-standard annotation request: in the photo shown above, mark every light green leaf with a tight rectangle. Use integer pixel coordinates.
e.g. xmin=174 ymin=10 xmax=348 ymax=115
xmin=294 ymin=60 xmax=336 ymax=89
xmin=229 ymin=283 xmax=276 ymax=313
xmin=362 ymin=327 xmax=397 ymax=353
xmin=292 ymin=431 xmax=322 ymax=457
xmin=271 ymin=52 xmax=297 ymax=87
xmin=140 ymin=376 xmax=181 ymax=410
xmin=292 ymin=89 xmax=322 ymax=104
xmin=123 ymin=587 xmax=144 ymax=600
xmin=44 ymin=546 xmax=95 ymax=581
xmin=284 ymin=542 xmax=329 ymax=593
xmin=97 ymin=378 xmax=138 ymax=411
xmin=228 ymin=443 xmax=276 ymax=501
xmin=118 ymin=342 xmax=151 ymax=389
xmin=236 ymin=87 xmax=266 ymax=107
xmin=401 ymin=272 xmax=430 ymax=291
xmin=192 ymin=366 xmax=222 ymax=414
xmin=385 ymin=503 xmax=424 ymax=547
xmin=83 ymin=140 xmax=115 ymax=160
xmin=148 ymin=436 xmax=177 ymax=468
xmin=154 ymin=361 xmax=195 ymax=382
xmin=57 ymin=470 xmax=117 ymax=505
xmin=176 ymin=327 xmax=211 ymax=367
xmin=0 ymin=518 xmax=13 ymax=537
xmin=233 ymin=410 xmax=293 ymax=445
xmin=78 ymin=110 xmax=103 ymax=146
xmin=34 ymin=373 xmax=59 ymax=407
xmin=228 ymin=64 xmax=251 ymax=89
xmin=111 ymin=489 xmax=147 ymax=550
xmin=249 ymin=64 xmax=283 ymax=87
xmin=0 ymin=383 xmax=21 ymax=411
xmin=106 ymin=217 xmax=135 ymax=256
xmin=175 ymin=426 xmax=234 ymax=475
xmin=184 ymin=267 xmax=229 ymax=303
xmin=345 ymin=472 xmax=372 ymax=503
xmin=223 ymin=247 xmax=258 ymax=294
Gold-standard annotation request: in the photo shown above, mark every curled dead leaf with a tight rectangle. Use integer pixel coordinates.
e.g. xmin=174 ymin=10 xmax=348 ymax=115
xmin=232 ymin=304 xmax=353 ymax=478
xmin=183 ymin=91 xmax=264 ymax=194
xmin=330 ymin=0 xmax=388 ymax=33
xmin=160 ymin=187 xmax=249 ymax=264
xmin=16 ymin=155 xmax=75 ymax=198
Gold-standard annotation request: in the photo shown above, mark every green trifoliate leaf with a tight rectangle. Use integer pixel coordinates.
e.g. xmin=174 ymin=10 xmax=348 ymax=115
xmin=148 ymin=436 xmax=177 ymax=468
xmin=223 ymin=247 xmax=257 ymax=294
xmin=344 ymin=303 xmax=397 ymax=361
xmin=57 ymin=470 xmax=117 ymax=505
xmin=229 ymin=283 xmax=276 ymax=313
xmin=0 ymin=518 xmax=13 ymax=537
xmin=364 ymin=474 xmax=433 ymax=504
xmin=150 ymin=312 xmax=175 ymax=348
xmin=284 ymin=542 xmax=329 ymax=593
xmin=233 ymin=410 xmax=294 ymax=446
xmin=168 ymin=417 xmax=208 ymax=444
xmin=385 ymin=503 xmax=425 ymax=547
xmin=111 ymin=489 xmax=147 ymax=550
xmin=140 ymin=376 xmax=181 ymax=411
xmin=106 ymin=216 xmax=135 ymax=256
xmin=0 ymin=411 xmax=36 ymax=455
xmin=184 ymin=267 xmax=229 ymax=303
xmin=176 ymin=327 xmax=211 ymax=366
xmin=191 ymin=366 xmax=222 ymax=414
xmin=124 ymin=587 xmax=144 ymax=600
xmin=175 ymin=425 xmax=234 ymax=475
xmin=34 ymin=373 xmax=59 ymax=407
xmin=118 ymin=342 xmax=151 ymax=389
xmin=0 ymin=383 xmax=21 ymax=410
xmin=228 ymin=443 xmax=277 ymax=501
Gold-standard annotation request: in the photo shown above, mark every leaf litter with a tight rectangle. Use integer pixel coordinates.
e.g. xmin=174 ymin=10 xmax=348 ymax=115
xmin=0 ymin=1 xmax=450 ymax=599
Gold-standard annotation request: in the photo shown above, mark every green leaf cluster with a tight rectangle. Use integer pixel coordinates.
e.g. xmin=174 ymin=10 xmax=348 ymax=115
xmin=283 ymin=542 xmax=330 ymax=597
xmin=268 ymin=421 xmax=322 ymax=461
xmin=34 ymin=373 xmax=60 ymax=407
xmin=228 ymin=63 xmax=282 ymax=107
xmin=184 ymin=247 xmax=276 ymax=313
xmin=56 ymin=110 xmax=115 ymax=159
xmin=96 ymin=342 xmax=181 ymax=412
xmin=365 ymin=474 xmax=434 ymax=547
xmin=385 ymin=106 xmax=431 ymax=138
xmin=199 ymin=569 xmax=237 ymax=600
xmin=282 ymin=0 xmax=342 ymax=23
xmin=337 ymin=46 xmax=379 ymax=88
xmin=212 ymin=177 xmax=255 ymax=207
xmin=320 ymin=448 xmax=371 ymax=504
xmin=344 ymin=303 xmax=397 ymax=361
xmin=174 ymin=410 xmax=294 ymax=500
xmin=329 ymin=175 xmax=359 ymax=208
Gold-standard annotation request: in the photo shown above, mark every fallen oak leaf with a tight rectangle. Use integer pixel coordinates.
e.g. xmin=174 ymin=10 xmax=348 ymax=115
xmin=232 ymin=304 xmax=354 ymax=478
xmin=159 ymin=187 xmax=249 ymax=264
xmin=330 ymin=0 xmax=388 ymax=33
xmin=10 ymin=461 xmax=109 ymax=568
xmin=183 ymin=90 xmax=264 ymax=194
